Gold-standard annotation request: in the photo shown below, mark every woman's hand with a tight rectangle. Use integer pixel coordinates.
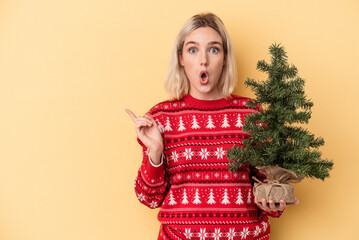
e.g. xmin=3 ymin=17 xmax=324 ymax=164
xmin=254 ymin=196 xmax=299 ymax=212
xmin=125 ymin=109 xmax=164 ymax=164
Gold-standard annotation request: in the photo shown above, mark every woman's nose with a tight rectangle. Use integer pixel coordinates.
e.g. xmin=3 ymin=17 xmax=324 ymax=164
xmin=200 ymin=52 xmax=208 ymax=66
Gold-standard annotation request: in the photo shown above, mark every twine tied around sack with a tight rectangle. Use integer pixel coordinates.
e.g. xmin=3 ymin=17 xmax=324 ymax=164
xmin=252 ymin=166 xmax=303 ymax=203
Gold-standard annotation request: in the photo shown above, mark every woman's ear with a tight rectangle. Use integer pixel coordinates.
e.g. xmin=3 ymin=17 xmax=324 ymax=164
xmin=179 ymin=52 xmax=184 ymax=66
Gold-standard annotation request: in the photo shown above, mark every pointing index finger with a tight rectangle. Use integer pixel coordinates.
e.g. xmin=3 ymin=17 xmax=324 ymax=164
xmin=125 ymin=109 xmax=138 ymax=122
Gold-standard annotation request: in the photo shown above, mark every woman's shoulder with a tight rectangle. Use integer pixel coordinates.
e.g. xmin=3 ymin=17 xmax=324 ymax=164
xmin=228 ymin=94 xmax=255 ymax=106
xmin=230 ymin=94 xmax=261 ymax=111
xmin=230 ymin=94 xmax=252 ymax=102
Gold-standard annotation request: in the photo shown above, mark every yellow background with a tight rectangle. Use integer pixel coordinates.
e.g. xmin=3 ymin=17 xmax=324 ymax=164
xmin=1 ymin=0 xmax=358 ymax=239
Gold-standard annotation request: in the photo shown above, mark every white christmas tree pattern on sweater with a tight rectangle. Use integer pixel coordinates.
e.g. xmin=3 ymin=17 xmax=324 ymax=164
xmin=178 ymin=117 xmax=186 ymax=131
xmin=206 ymin=115 xmax=216 ymax=129
xmin=247 ymin=190 xmax=252 ymax=204
xmin=163 ymin=113 xmax=249 ymax=132
xmin=155 ymin=119 xmax=164 ymax=133
xmin=207 ymin=188 xmax=216 ymax=204
xmin=191 ymin=115 xmax=200 ymax=129
xmin=221 ymin=114 xmax=230 ymax=128
xmin=168 ymin=190 xmax=177 ymax=205
xmin=193 ymin=189 xmax=202 ymax=204
xmin=164 ymin=117 xmax=173 ymax=132
xmin=221 ymin=188 xmax=230 ymax=205
xmin=235 ymin=189 xmax=244 ymax=205
xmin=235 ymin=114 xmax=243 ymax=128
xmin=181 ymin=189 xmax=189 ymax=204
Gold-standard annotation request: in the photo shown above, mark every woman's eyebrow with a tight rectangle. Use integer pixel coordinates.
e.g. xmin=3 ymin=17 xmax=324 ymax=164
xmin=185 ymin=41 xmax=198 ymax=46
xmin=185 ymin=41 xmax=222 ymax=46
xmin=209 ymin=41 xmax=222 ymax=45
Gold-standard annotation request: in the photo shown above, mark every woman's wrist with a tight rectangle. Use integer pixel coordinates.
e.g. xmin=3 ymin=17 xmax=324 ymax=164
xmin=149 ymin=146 xmax=163 ymax=165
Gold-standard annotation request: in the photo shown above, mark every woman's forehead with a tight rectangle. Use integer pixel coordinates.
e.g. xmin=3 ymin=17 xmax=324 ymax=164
xmin=184 ymin=27 xmax=223 ymax=45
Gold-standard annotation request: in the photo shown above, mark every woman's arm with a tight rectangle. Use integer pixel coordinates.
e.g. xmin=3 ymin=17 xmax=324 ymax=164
xmin=134 ymin=148 xmax=169 ymax=209
xmin=126 ymin=109 xmax=168 ymax=208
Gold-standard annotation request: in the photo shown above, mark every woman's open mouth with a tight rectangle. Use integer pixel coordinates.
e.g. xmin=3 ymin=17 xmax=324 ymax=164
xmin=200 ymin=71 xmax=209 ymax=84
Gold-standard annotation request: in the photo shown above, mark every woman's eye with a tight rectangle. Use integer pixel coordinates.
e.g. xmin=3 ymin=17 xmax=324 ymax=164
xmin=189 ymin=48 xmax=197 ymax=54
xmin=210 ymin=47 xmax=219 ymax=54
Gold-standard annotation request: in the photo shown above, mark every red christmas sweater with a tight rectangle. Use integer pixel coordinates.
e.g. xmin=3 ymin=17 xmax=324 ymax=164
xmin=135 ymin=94 xmax=282 ymax=240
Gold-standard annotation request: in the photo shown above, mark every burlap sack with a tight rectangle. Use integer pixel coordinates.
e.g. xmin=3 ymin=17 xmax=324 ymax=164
xmin=253 ymin=166 xmax=303 ymax=204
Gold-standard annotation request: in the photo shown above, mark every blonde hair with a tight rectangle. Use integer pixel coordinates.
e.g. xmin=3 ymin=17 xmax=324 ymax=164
xmin=165 ymin=13 xmax=237 ymax=100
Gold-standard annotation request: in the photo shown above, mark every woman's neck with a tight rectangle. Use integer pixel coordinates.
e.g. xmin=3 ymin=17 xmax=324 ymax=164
xmin=188 ymin=89 xmax=223 ymax=100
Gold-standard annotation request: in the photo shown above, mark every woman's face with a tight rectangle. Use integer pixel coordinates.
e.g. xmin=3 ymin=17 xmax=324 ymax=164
xmin=179 ymin=27 xmax=225 ymax=100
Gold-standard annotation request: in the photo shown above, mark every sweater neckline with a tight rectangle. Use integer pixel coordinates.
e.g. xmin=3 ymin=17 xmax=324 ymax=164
xmin=183 ymin=94 xmax=233 ymax=108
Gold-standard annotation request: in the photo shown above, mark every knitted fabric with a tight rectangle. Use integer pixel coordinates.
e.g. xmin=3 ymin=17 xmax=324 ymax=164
xmin=135 ymin=94 xmax=282 ymax=240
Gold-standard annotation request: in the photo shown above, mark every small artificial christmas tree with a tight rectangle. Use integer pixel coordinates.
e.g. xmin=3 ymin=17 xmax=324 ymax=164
xmin=227 ymin=43 xmax=333 ymax=202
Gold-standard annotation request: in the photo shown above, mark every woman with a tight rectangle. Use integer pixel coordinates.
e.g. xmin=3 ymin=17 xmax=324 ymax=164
xmin=126 ymin=13 xmax=296 ymax=240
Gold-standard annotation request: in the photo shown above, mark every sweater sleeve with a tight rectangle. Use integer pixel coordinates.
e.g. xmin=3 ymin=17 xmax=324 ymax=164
xmin=134 ymin=139 xmax=169 ymax=209
xmin=250 ymin=165 xmax=284 ymax=218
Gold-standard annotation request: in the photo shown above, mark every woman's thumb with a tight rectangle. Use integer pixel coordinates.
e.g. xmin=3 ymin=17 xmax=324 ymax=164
xmin=144 ymin=114 xmax=157 ymax=125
